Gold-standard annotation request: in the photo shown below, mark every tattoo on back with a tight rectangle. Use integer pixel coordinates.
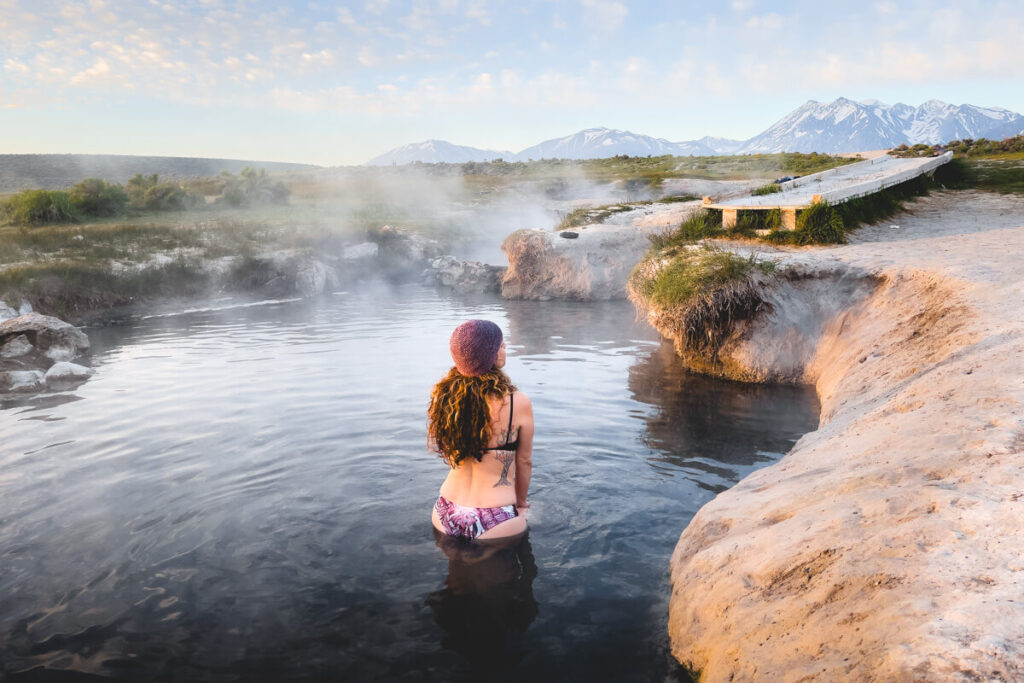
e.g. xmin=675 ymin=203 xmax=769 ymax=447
xmin=494 ymin=451 xmax=514 ymax=487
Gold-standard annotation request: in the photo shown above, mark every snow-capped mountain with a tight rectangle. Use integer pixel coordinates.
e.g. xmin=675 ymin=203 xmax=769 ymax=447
xmin=511 ymin=127 xmax=715 ymax=160
xmin=739 ymin=98 xmax=1024 ymax=154
xmin=364 ymin=99 xmax=1024 ymax=164
xmin=364 ymin=128 xmax=724 ymax=165
xmin=695 ymin=136 xmax=745 ymax=154
xmin=364 ymin=140 xmax=513 ymax=166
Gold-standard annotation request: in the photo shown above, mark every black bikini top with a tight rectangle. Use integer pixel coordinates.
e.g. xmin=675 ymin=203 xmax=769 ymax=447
xmin=484 ymin=393 xmax=519 ymax=452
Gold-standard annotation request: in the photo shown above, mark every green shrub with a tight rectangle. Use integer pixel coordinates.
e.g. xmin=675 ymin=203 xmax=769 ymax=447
xmin=731 ymin=208 xmax=782 ymax=234
xmin=70 ymin=178 xmax=129 ymax=217
xmin=125 ymin=173 xmax=200 ymax=211
xmin=143 ymin=183 xmax=194 ymax=211
xmin=932 ymin=158 xmax=973 ymax=188
xmin=126 ymin=173 xmax=159 ymax=206
xmin=648 ymin=209 xmax=723 ymax=248
xmin=794 ymin=201 xmax=845 ymax=245
xmin=891 ymin=143 xmax=938 ymax=158
xmin=752 ymin=182 xmax=781 ymax=196
xmin=676 ymin=208 xmax=723 ymax=241
xmin=4 ymin=190 xmax=80 ymax=225
xmin=220 ymin=167 xmax=290 ymax=207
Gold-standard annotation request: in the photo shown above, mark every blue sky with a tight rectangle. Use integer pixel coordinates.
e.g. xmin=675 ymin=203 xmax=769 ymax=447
xmin=2 ymin=0 xmax=1022 ymax=165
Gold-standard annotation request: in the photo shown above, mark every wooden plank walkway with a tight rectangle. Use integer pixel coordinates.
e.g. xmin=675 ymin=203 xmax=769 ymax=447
xmin=706 ymin=151 xmax=953 ymax=229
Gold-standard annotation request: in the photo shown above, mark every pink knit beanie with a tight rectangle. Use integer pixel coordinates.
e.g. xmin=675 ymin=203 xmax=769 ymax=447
xmin=449 ymin=320 xmax=503 ymax=376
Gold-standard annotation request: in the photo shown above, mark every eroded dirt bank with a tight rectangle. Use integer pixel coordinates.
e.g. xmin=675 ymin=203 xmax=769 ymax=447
xmin=661 ymin=192 xmax=1024 ymax=680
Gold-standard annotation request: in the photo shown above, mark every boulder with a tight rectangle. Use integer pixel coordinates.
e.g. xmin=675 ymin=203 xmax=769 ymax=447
xmin=423 ymin=255 xmax=505 ymax=294
xmin=44 ymin=345 xmax=78 ymax=362
xmin=45 ymin=361 xmax=95 ymax=384
xmin=342 ymin=242 xmax=379 ymax=260
xmin=295 ymin=258 xmax=340 ymax=297
xmin=0 ymin=301 xmax=18 ymax=322
xmin=0 ymin=313 xmax=90 ymax=358
xmin=1 ymin=334 xmax=33 ymax=359
xmin=500 ymin=223 xmax=656 ymax=300
xmin=1 ymin=370 xmax=45 ymax=392
xmin=376 ymin=225 xmax=445 ymax=275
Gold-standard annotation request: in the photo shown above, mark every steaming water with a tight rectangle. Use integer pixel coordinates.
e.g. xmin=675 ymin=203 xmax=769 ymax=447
xmin=0 ymin=285 xmax=819 ymax=681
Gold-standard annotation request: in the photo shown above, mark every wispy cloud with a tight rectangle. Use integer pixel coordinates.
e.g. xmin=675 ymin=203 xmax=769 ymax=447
xmin=2 ymin=0 xmax=1022 ymax=163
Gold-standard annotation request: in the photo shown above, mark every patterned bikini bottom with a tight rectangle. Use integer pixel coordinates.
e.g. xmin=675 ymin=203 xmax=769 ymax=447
xmin=435 ymin=495 xmax=518 ymax=540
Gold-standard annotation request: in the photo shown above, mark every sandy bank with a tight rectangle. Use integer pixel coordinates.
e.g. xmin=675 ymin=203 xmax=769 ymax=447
xmin=663 ymin=191 xmax=1024 ymax=680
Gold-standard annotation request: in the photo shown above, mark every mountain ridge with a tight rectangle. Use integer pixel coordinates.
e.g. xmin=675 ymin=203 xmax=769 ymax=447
xmin=366 ymin=98 xmax=1024 ymax=164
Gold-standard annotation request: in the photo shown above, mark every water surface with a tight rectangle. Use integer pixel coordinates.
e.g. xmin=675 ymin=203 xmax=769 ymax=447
xmin=0 ymin=285 xmax=819 ymax=681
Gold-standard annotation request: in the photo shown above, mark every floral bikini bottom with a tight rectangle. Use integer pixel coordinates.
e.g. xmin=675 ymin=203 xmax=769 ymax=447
xmin=435 ymin=496 xmax=518 ymax=540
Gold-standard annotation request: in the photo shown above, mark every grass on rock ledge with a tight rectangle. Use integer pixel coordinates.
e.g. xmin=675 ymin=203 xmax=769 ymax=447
xmin=628 ymin=245 xmax=776 ymax=360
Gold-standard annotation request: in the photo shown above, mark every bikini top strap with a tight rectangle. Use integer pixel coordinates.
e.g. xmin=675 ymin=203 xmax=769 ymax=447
xmin=507 ymin=393 xmax=514 ymax=435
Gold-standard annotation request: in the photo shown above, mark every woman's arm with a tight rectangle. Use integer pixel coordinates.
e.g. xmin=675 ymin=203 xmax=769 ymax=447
xmin=514 ymin=392 xmax=534 ymax=510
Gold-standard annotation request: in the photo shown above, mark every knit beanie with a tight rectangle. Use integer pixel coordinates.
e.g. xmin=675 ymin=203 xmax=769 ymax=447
xmin=449 ymin=320 xmax=503 ymax=376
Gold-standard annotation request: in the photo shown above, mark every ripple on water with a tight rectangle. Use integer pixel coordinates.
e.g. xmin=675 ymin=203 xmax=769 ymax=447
xmin=0 ymin=286 xmax=818 ymax=681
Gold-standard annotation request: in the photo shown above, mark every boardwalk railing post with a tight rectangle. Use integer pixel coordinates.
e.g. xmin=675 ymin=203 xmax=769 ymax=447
xmin=782 ymin=209 xmax=797 ymax=230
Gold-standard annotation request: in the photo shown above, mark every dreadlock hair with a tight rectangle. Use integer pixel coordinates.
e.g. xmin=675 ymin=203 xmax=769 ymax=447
xmin=428 ymin=366 xmax=517 ymax=467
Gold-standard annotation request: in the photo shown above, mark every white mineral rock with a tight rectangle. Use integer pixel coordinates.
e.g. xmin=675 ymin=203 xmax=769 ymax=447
xmin=0 ymin=302 xmax=17 ymax=321
xmin=45 ymin=362 xmax=95 ymax=383
xmin=1 ymin=334 xmax=33 ymax=358
xmin=4 ymin=370 xmax=45 ymax=392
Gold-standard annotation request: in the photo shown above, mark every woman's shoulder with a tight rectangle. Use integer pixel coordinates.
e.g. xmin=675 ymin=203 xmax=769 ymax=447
xmin=511 ymin=390 xmax=532 ymax=412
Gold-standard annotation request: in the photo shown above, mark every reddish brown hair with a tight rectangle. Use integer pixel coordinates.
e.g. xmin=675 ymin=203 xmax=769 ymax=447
xmin=428 ymin=367 xmax=516 ymax=466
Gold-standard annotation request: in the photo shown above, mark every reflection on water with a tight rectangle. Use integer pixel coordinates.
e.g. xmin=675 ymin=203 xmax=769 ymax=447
xmin=629 ymin=341 xmax=821 ymax=490
xmin=427 ymin=531 xmax=538 ymax=674
xmin=0 ymin=286 xmax=818 ymax=681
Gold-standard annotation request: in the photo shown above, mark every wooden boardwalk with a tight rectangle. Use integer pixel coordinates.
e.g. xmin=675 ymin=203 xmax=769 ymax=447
xmin=706 ymin=151 xmax=953 ymax=229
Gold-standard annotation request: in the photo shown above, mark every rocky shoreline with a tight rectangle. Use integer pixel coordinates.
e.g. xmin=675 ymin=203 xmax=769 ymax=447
xmin=628 ymin=192 xmax=1024 ymax=680
xmin=0 ymin=226 xmax=504 ymax=396
xmin=0 ymin=311 xmax=93 ymax=393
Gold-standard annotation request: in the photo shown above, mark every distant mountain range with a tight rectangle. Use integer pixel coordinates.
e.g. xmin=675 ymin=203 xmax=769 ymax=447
xmin=365 ymin=140 xmax=515 ymax=166
xmin=740 ymin=98 xmax=1024 ymax=154
xmin=365 ymin=98 xmax=1024 ymax=164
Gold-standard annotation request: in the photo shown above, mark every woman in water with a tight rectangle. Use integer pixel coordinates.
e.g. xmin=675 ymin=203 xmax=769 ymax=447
xmin=429 ymin=319 xmax=533 ymax=541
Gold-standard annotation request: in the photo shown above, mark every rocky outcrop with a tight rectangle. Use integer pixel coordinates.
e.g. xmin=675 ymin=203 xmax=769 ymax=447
xmin=501 ymin=222 xmax=661 ymax=300
xmin=422 ymin=255 xmax=504 ymax=294
xmin=376 ymin=225 xmax=445 ymax=277
xmin=650 ymin=199 xmax=1024 ymax=680
xmin=0 ymin=312 xmax=93 ymax=393
xmin=226 ymin=228 xmax=445 ymax=299
xmin=0 ymin=312 xmax=90 ymax=358
xmin=294 ymin=258 xmax=340 ymax=297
